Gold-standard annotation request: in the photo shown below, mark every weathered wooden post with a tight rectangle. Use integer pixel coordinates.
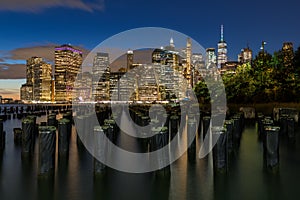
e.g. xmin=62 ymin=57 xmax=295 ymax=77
xmin=38 ymin=126 xmax=56 ymax=176
xmin=263 ymin=126 xmax=280 ymax=172
xmin=212 ymin=126 xmax=227 ymax=174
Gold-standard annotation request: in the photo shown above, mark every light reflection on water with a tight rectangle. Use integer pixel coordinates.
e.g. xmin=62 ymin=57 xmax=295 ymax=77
xmin=0 ymin=116 xmax=300 ymax=200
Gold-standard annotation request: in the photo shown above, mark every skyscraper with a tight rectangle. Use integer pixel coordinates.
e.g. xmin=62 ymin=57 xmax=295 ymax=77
xmin=206 ymin=48 xmax=217 ymax=67
xmin=75 ymin=72 xmax=93 ymax=101
xmin=54 ymin=44 xmax=83 ymax=102
xmin=127 ymin=50 xmax=134 ymax=71
xmin=186 ymin=38 xmax=192 ymax=86
xmin=217 ymin=25 xmax=228 ymax=68
xmin=238 ymin=47 xmax=253 ymax=64
xmin=20 ymin=57 xmax=52 ymax=102
xmin=92 ymin=52 xmax=110 ymax=101
xmin=33 ymin=60 xmax=52 ymax=101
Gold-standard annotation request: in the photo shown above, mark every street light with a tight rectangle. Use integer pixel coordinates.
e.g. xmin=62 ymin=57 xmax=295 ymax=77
xmin=260 ymin=41 xmax=267 ymax=85
xmin=260 ymin=41 xmax=267 ymax=54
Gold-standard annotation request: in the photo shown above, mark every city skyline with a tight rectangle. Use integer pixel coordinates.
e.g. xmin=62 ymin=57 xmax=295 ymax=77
xmin=1 ymin=0 xmax=300 ymax=99
xmin=1 ymin=37 xmax=299 ymax=101
xmin=19 ymin=39 xmax=203 ymax=103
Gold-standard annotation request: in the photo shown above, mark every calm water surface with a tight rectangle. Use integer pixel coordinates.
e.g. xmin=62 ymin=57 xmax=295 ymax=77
xmin=0 ymin=115 xmax=300 ymax=200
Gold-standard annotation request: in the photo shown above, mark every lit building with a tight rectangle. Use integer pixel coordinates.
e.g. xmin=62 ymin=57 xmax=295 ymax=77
xmin=282 ymin=42 xmax=294 ymax=67
xmin=33 ymin=62 xmax=52 ymax=101
xmin=54 ymin=44 xmax=83 ymax=102
xmin=51 ymin=78 xmax=55 ymax=102
xmin=74 ymin=72 xmax=92 ymax=101
xmin=206 ymin=48 xmax=217 ymax=67
xmin=107 ymin=38 xmax=193 ymax=102
xmin=20 ymin=84 xmax=33 ymax=101
xmin=192 ymin=53 xmax=205 ymax=83
xmin=192 ymin=53 xmax=204 ymax=69
xmin=127 ymin=50 xmax=134 ymax=71
xmin=186 ymin=38 xmax=192 ymax=86
xmin=109 ymin=71 xmax=130 ymax=101
xmin=136 ymin=64 xmax=159 ymax=101
xmin=220 ymin=61 xmax=239 ymax=75
xmin=238 ymin=47 xmax=253 ymax=63
xmin=92 ymin=53 xmax=110 ymax=101
xmin=217 ymin=25 xmax=228 ymax=68
xmin=20 ymin=57 xmax=52 ymax=102
xmin=152 ymin=48 xmax=180 ymax=69
xmin=164 ymin=38 xmax=176 ymax=51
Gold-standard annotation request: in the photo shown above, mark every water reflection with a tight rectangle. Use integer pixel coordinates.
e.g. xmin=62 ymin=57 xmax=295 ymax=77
xmin=0 ymin=113 xmax=299 ymax=199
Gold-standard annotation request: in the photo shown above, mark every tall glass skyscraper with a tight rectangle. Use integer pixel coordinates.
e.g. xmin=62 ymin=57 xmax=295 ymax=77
xmin=206 ymin=48 xmax=217 ymax=67
xmin=20 ymin=57 xmax=52 ymax=102
xmin=54 ymin=44 xmax=82 ymax=102
xmin=217 ymin=25 xmax=228 ymax=68
xmin=92 ymin=52 xmax=110 ymax=101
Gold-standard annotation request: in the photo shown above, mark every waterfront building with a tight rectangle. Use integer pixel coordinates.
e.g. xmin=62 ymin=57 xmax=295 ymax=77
xmin=20 ymin=84 xmax=33 ymax=102
xmin=74 ymin=72 xmax=92 ymax=101
xmin=109 ymin=71 xmax=127 ymax=101
xmin=33 ymin=61 xmax=52 ymax=101
xmin=20 ymin=57 xmax=52 ymax=102
xmin=92 ymin=52 xmax=110 ymax=101
xmin=54 ymin=44 xmax=82 ymax=102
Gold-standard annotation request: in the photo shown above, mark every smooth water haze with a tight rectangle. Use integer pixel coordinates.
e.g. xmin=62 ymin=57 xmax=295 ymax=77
xmin=0 ymin=113 xmax=300 ymax=200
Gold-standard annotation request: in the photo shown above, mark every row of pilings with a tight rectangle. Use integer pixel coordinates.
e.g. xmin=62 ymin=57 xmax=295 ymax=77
xmin=0 ymin=104 xmax=299 ymax=180
xmin=73 ymin=103 xmax=248 ymax=178
xmin=257 ymin=108 xmax=299 ymax=173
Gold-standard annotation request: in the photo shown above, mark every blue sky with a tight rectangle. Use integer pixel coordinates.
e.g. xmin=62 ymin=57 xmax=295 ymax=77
xmin=1 ymin=0 xmax=300 ymax=99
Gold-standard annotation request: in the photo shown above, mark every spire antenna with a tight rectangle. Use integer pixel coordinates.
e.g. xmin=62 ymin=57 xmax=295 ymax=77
xmin=221 ymin=24 xmax=224 ymax=42
xmin=170 ymin=37 xmax=174 ymax=48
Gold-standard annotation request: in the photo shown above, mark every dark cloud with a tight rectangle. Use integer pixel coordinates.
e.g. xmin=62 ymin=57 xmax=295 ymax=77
xmin=8 ymin=44 xmax=57 ymax=62
xmin=8 ymin=44 xmax=90 ymax=63
xmin=0 ymin=44 xmax=90 ymax=79
xmin=0 ymin=0 xmax=104 ymax=13
xmin=0 ymin=64 xmax=26 ymax=79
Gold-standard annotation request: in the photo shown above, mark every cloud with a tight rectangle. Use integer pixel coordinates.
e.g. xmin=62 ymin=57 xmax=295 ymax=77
xmin=0 ymin=0 xmax=105 ymax=13
xmin=0 ymin=44 xmax=90 ymax=79
xmin=8 ymin=43 xmax=90 ymax=61
xmin=0 ymin=88 xmax=20 ymax=95
xmin=0 ymin=64 xmax=26 ymax=79
xmin=8 ymin=44 xmax=57 ymax=62
xmin=0 ymin=88 xmax=21 ymax=99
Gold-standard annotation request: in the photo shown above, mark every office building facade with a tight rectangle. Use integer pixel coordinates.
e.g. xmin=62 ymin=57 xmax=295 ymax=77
xmin=20 ymin=57 xmax=52 ymax=102
xmin=54 ymin=44 xmax=82 ymax=102
xmin=92 ymin=52 xmax=110 ymax=101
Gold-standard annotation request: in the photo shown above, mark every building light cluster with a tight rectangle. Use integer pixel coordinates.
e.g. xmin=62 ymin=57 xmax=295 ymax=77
xmin=19 ymin=27 xmax=295 ymax=103
xmin=20 ymin=44 xmax=83 ymax=103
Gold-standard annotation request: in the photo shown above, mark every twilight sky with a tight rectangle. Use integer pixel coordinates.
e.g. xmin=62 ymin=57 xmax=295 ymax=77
xmin=0 ymin=0 xmax=300 ymax=99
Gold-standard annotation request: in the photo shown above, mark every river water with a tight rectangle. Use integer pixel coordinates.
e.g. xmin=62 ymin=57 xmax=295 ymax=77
xmin=0 ymin=114 xmax=300 ymax=200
